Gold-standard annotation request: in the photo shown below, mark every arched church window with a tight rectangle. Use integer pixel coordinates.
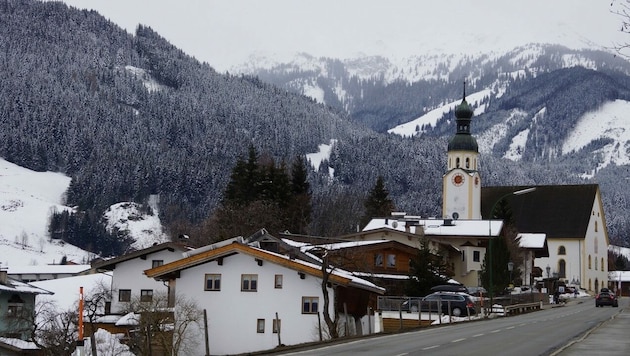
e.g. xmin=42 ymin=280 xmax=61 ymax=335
xmin=558 ymin=259 xmax=566 ymax=278
xmin=558 ymin=246 xmax=566 ymax=255
xmin=456 ymin=157 xmax=460 ymax=168
xmin=588 ymin=255 xmax=592 ymax=269
xmin=465 ymin=158 xmax=470 ymax=168
xmin=601 ymin=257 xmax=604 ymax=271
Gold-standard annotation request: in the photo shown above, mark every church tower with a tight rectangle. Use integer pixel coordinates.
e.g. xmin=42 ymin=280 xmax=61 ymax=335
xmin=442 ymin=84 xmax=481 ymax=220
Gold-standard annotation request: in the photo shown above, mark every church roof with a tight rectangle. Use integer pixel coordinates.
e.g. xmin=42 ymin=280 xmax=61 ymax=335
xmin=447 ymin=134 xmax=478 ymax=151
xmin=481 ymin=185 xmax=600 ymax=239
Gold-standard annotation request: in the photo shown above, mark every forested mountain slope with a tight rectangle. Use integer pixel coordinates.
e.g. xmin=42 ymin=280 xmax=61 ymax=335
xmin=1 ymin=0 xmax=628 ymax=253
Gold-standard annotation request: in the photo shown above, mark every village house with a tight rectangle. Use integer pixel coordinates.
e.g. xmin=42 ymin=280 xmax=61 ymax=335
xmin=90 ymin=241 xmax=191 ymax=314
xmin=144 ymin=239 xmax=385 ymax=355
xmin=482 ymin=184 xmax=610 ymax=293
xmin=0 ymin=265 xmax=52 ymax=354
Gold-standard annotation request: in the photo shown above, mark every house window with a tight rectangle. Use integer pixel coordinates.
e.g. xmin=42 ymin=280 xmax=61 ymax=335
xmin=119 ymin=289 xmax=131 ymax=302
xmin=140 ymin=289 xmax=153 ymax=302
xmin=274 ymin=274 xmax=283 ymax=289
xmin=152 ymin=260 xmax=164 ymax=268
xmin=374 ymin=253 xmax=383 ymax=267
xmin=273 ymin=319 xmax=281 ymax=333
xmin=559 ymin=259 xmax=566 ymax=278
xmin=241 ymin=274 xmax=258 ymax=291
xmin=302 ymin=296 xmax=319 ymax=314
xmin=558 ymin=246 xmax=566 ymax=255
xmin=473 ymin=250 xmax=480 ymax=262
xmin=7 ymin=304 xmax=23 ymax=318
xmin=256 ymin=319 xmax=265 ymax=333
xmin=387 ymin=254 xmax=396 ymax=267
xmin=205 ymin=274 xmax=221 ymax=291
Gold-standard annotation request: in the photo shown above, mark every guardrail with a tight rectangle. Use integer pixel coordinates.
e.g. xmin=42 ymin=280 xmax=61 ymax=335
xmin=503 ymin=302 xmax=542 ymax=315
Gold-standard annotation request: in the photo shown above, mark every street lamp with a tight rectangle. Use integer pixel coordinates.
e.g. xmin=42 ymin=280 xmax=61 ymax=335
xmin=507 ymin=260 xmax=514 ymax=287
xmin=487 ymin=187 xmax=536 ymax=308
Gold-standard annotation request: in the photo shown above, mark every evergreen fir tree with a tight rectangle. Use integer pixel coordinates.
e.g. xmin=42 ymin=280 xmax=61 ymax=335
xmin=405 ymin=238 xmax=450 ymax=297
xmin=360 ymin=176 xmax=395 ymax=228
xmin=287 ymin=155 xmax=312 ymax=234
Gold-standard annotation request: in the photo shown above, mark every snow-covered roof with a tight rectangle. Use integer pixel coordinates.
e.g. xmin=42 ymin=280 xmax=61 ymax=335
xmin=116 ymin=312 xmax=141 ymax=326
xmin=516 ymin=233 xmax=546 ymax=248
xmin=31 ymin=272 xmax=112 ymax=311
xmin=146 ymin=241 xmax=386 ymax=295
xmin=7 ymin=264 xmax=91 ymax=275
xmin=609 ymin=270 xmax=630 ymax=283
xmin=0 ymin=277 xmax=54 ymax=295
xmin=0 ymin=337 xmax=40 ymax=351
xmin=364 ymin=217 xmax=504 ymax=237
xmin=282 ymin=238 xmax=388 ymax=252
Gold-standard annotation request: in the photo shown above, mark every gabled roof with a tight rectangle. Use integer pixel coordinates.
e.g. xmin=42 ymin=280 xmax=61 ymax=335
xmin=286 ymin=239 xmax=419 ymax=256
xmin=0 ymin=277 xmax=54 ymax=295
xmin=145 ymin=241 xmax=385 ymax=294
xmin=361 ymin=218 xmax=504 ymax=238
xmin=482 ymin=185 xmax=600 ymax=239
xmin=516 ymin=233 xmax=549 ymax=258
xmin=91 ymin=241 xmax=191 ymax=271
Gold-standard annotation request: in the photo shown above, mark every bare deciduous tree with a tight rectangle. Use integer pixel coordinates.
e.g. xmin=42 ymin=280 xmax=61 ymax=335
xmin=121 ymin=292 xmax=201 ymax=356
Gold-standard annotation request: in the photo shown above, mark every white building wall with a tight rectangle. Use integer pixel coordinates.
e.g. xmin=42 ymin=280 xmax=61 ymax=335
xmin=534 ymin=193 xmax=609 ymax=293
xmin=172 ymin=253 xmax=336 ymax=355
xmin=110 ymin=249 xmax=182 ymax=313
xmin=583 ymin=193 xmax=609 ymax=292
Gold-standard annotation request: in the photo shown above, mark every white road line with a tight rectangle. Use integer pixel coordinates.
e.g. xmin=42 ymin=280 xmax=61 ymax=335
xmin=422 ymin=345 xmax=440 ymax=350
xmin=451 ymin=338 xmax=466 ymax=343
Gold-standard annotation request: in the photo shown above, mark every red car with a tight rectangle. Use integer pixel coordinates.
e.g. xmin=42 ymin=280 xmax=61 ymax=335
xmin=595 ymin=290 xmax=618 ymax=307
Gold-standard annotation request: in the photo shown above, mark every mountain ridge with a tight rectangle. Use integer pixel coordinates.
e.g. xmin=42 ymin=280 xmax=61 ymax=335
xmin=2 ymin=0 xmax=630 ymax=255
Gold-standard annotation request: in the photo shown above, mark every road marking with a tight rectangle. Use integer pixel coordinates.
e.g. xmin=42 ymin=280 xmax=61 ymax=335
xmin=422 ymin=345 xmax=440 ymax=350
xmin=490 ymin=329 xmax=501 ymax=333
xmin=451 ymin=338 xmax=466 ymax=343
xmin=472 ymin=334 xmax=484 ymax=338
xmin=506 ymin=326 xmax=515 ymax=330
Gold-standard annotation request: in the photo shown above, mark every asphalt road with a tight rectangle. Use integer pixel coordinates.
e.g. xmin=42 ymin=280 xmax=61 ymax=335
xmin=272 ymin=297 xmax=627 ymax=356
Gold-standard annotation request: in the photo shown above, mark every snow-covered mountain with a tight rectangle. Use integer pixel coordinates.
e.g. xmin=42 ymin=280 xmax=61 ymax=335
xmin=0 ymin=158 xmax=168 ymax=267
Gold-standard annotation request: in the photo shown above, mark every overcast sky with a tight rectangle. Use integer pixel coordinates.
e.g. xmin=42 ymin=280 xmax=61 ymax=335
xmin=60 ymin=0 xmax=629 ymax=72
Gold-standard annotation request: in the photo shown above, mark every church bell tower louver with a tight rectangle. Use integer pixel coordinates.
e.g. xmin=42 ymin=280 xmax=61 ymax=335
xmin=442 ymin=83 xmax=481 ymax=220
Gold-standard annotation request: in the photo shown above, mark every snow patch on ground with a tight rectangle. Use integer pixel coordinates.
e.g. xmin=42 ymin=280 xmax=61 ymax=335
xmin=388 ymin=88 xmax=493 ymax=138
xmin=562 ymin=100 xmax=630 ymax=174
xmin=103 ymin=195 xmax=169 ymax=250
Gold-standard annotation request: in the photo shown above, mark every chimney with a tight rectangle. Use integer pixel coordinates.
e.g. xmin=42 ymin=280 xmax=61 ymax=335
xmin=0 ymin=264 xmax=7 ymax=285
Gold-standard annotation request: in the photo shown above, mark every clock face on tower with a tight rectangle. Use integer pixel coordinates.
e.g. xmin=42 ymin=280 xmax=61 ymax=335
xmin=452 ymin=173 xmax=464 ymax=186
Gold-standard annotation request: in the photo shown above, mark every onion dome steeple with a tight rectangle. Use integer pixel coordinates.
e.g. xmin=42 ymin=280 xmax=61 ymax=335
xmin=447 ymin=82 xmax=478 ymax=152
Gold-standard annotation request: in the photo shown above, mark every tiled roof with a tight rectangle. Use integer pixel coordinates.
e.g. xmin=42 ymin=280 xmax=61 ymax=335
xmin=482 ymin=184 xmax=599 ymax=239
xmin=91 ymin=241 xmax=191 ymax=271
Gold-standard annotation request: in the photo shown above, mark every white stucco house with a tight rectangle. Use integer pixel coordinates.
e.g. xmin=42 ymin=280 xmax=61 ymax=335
xmin=91 ymin=241 xmax=191 ymax=314
xmin=144 ymin=240 xmax=385 ymax=355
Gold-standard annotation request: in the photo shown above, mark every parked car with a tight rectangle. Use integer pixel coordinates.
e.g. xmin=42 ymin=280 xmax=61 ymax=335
xmin=430 ymin=284 xmax=469 ymax=293
xmin=416 ymin=292 xmax=477 ymax=316
xmin=595 ymin=290 xmax=618 ymax=307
